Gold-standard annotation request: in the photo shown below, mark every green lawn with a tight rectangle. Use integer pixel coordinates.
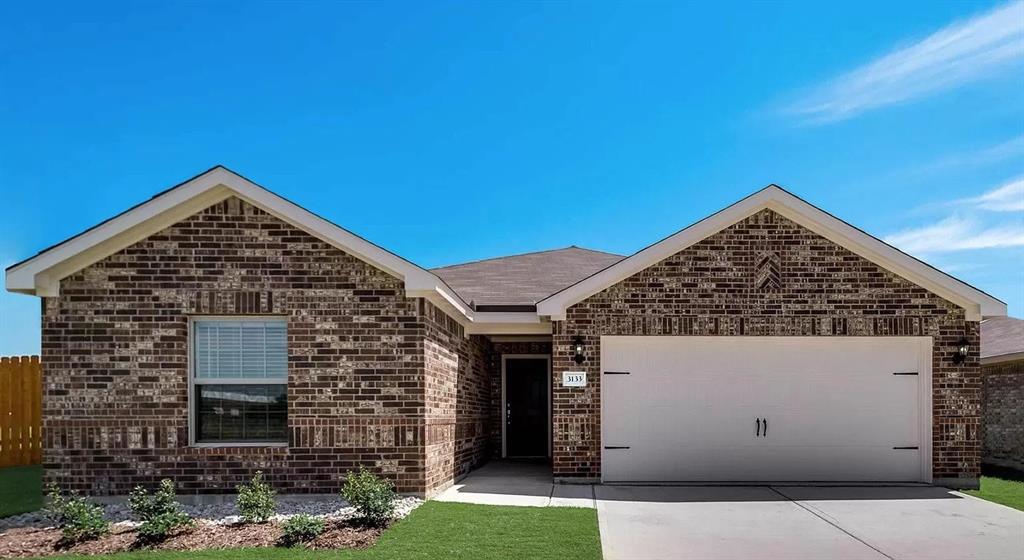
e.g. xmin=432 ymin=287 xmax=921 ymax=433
xmin=28 ymin=501 xmax=601 ymax=560
xmin=0 ymin=465 xmax=600 ymax=560
xmin=0 ymin=464 xmax=43 ymax=518
xmin=964 ymin=468 xmax=1024 ymax=511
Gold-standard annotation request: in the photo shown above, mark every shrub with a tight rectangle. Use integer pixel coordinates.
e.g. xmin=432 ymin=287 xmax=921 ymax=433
xmin=44 ymin=484 xmax=110 ymax=543
xmin=237 ymin=471 xmax=276 ymax=524
xmin=341 ymin=468 xmax=395 ymax=526
xmin=278 ymin=514 xmax=326 ymax=547
xmin=128 ymin=479 xmax=193 ymax=542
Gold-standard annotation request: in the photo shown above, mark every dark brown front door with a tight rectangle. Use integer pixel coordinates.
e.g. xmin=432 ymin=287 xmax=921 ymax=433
xmin=505 ymin=357 xmax=549 ymax=457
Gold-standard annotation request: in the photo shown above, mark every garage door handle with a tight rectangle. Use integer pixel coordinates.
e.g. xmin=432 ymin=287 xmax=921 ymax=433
xmin=756 ymin=418 xmax=761 ymax=437
xmin=763 ymin=418 xmax=768 ymax=437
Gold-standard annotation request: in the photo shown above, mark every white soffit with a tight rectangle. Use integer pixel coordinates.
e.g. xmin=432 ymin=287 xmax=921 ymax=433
xmin=3 ymin=166 xmax=545 ymax=331
xmin=536 ymin=185 xmax=1006 ymax=322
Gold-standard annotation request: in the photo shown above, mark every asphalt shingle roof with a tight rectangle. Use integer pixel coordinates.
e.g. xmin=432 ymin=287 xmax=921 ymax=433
xmin=981 ymin=316 xmax=1024 ymax=359
xmin=432 ymin=246 xmax=624 ymax=308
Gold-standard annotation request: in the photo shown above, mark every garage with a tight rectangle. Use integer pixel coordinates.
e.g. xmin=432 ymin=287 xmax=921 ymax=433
xmin=601 ymin=336 xmax=932 ymax=483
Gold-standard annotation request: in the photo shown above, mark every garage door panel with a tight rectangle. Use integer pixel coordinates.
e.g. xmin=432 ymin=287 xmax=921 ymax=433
xmin=601 ymin=336 xmax=928 ymax=483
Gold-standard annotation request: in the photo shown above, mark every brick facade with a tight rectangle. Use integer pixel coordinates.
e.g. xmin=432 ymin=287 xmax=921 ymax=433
xmin=422 ymin=301 xmax=493 ymax=494
xmin=551 ymin=209 xmax=981 ymax=483
xmin=41 ymin=197 xmax=488 ymax=496
xmin=982 ymin=359 xmax=1024 ymax=472
xmin=40 ymin=198 xmax=986 ymax=494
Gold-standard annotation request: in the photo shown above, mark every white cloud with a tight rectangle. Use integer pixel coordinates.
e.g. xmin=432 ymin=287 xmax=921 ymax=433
xmin=962 ymin=177 xmax=1024 ymax=211
xmin=921 ymin=135 xmax=1024 ymax=173
xmin=884 ymin=215 xmax=1024 ymax=253
xmin=788 ymin=1 xmax=1024 ymax=124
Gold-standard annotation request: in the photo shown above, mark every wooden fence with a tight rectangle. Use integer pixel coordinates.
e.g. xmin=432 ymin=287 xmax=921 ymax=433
xmin=0 ymin=356 xmax=42 ymax=467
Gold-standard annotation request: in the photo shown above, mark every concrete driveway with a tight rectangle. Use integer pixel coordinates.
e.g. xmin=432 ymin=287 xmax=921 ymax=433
xmin=596 ymin=485 xmax=1024 ymax=560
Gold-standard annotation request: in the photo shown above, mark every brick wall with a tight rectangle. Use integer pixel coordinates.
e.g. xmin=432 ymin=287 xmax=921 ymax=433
xmin=42 ymin=197 xmax=453 ymax=495
xmin=982 ymin=359 xmax=1024 ymax=472
xmin=552 ymin=209 xmax=981 ymax=483
xmin=421 ymin=301 xmax=492 ymax=495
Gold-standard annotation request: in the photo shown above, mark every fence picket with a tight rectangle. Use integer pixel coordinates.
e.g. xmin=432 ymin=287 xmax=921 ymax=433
xmin=0 ymin=356 xmax=42 ymax=467
xmin=31 ymin=356 xmax=42 ymax=464
xmin=0 ymin=357 xmax=11 ymax=467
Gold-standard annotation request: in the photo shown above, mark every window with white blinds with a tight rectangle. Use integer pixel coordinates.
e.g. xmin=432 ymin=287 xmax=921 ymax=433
xmin=191 ymin=318 xmax=288 ymax=444
xmin=194 ymin=320 xmax=287 ymax=380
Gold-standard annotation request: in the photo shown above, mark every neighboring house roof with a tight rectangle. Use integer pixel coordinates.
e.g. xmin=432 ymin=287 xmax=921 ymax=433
xmin=981 ymin=316 xmax=1024 ymax=365
xmin=537 ymin=185 xmax=1007 ymax=322
xmin=432 ymin=247 xmax=624 ymax=308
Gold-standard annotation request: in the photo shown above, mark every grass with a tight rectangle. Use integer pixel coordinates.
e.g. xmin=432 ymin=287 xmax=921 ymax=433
xmin=963 ymin=466 xmax=1024 ymax=511
xmin=27 ymin=501 xmax=602 ymax=560
xmin=0 ymin=466 xmax=600 ymax=559
xmin=0 ymin=464 xmax=43 ymax=518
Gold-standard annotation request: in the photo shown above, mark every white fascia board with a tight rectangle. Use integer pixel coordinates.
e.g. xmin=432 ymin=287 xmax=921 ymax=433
xmin=5 ymin=167 xmax=476 ymax=320
xmin=537 ymin=188 xmax=771 ymax=320
xmin=465 ymin=320 xmax=552 ymax=335
xmin=6 ymin=178 xmax=233 ymax=295
xmin=413 ymin=286 xmax=550 ymax=335
xmin=764 ymin=197 xmax=1004 ymax=320
xmin=225 ymin=169 xmax=419 ymax=281
xmin=537 ymin=186 xmax=1007 ymax=322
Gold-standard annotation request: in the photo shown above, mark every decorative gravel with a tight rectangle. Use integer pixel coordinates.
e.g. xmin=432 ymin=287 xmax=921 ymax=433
xmin=0 ymin=496 xmax=423 ymax=531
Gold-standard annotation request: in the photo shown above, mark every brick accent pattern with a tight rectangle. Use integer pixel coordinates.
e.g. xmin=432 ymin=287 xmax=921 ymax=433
xmin=552 ymin=209 xmax=981 ymax=481
xmin=982 ymin=359 xmax=1024 ymax=472
xmin=41 ymin=197 xmax=487 ymax=495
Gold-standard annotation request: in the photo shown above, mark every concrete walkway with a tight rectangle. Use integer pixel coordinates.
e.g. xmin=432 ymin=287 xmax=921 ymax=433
xmin=433 ymin=460 xmax=594 ymax=508
xmin=435 ymin=462 xmax=1024 ymax=560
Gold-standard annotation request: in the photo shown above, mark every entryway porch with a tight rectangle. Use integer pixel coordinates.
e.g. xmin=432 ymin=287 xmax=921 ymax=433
xmin=434 ymin=460 xmax=595 ymax=508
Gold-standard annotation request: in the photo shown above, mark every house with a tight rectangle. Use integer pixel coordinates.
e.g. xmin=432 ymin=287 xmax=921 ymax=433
xmin=980 ymin=316 xmax=1023 ymax=473
xmin=5 ymin=166 xmax=1007 ymax=496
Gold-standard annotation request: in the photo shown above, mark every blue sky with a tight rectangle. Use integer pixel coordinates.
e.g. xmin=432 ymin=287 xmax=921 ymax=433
xmin=1 ymin=1 xmax=1022 ymax=355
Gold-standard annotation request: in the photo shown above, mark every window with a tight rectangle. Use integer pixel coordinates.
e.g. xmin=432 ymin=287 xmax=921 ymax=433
xmin=190 ymin=318 xmax=287 ymax=445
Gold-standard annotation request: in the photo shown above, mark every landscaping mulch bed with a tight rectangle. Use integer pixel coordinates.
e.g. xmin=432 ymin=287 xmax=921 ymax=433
xmin=0 ymin=519 xmax=386 ymax=558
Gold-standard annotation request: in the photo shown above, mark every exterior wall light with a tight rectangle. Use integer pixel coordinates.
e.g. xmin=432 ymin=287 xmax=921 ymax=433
xmin=953 ymin=337 xmax=970 ymax=365
xmin=572 ymin=336 xmax=586 ymax=365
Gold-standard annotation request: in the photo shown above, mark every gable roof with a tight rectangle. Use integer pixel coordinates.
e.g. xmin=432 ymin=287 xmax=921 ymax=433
xmin=536 ymin=185 xmax=1006 ymax=321
xmin=981 ymin=316 xmax=1024 ymax=364
xmin=4 ymin=166 xmax=548 ymax=334
xmin=6 ymin=172 xmax=1006 ymax=328
xmin=432 ymin=246 xmax=624 ymax=308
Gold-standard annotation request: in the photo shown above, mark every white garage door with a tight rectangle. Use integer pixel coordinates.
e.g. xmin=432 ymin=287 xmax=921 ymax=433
xmin=601 ymin=336 xmax=931 ymax=483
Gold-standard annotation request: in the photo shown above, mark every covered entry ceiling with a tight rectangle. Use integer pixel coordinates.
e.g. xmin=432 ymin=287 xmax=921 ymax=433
xmin=601 ymin=336 xmax=931 ymax=483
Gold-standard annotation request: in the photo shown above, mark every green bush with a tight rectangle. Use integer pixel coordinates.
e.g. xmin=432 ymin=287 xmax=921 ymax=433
xmin=128 ymin=479 xmax=193 ymax=542
xmin=278 ymin=514 xmax=326 ymax=547
xmin=237 ymin=471 xmax=276 ymax=524
xmin=341 ymin=468 xmax=395 ymax=526
xmin=44 ymin=484 xmax=110 ymax=543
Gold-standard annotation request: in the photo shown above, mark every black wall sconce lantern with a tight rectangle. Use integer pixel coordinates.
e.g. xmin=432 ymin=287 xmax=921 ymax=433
xmin=952 ymin=337 xmax=970 ymax=365
xmin=572 ymin=336 xmax=586 ymax=365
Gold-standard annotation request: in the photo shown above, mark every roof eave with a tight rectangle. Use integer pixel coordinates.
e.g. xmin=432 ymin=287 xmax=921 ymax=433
xmin=537 ymin=185 xmax=1007 ymax=322
xmin=4 ymin=167 xmax=480 ymax=321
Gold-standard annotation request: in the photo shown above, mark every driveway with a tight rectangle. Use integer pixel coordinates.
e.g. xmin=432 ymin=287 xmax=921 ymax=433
xmin=596 ymin=485 xmax=1024 ymax=560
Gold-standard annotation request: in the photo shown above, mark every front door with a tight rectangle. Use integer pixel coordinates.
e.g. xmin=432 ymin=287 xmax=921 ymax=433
xmin=504 ymin=357 xmax=549 ymax=457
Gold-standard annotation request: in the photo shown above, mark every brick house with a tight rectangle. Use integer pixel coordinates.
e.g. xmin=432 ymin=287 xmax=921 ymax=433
xmin=980 ymin=316 xmax=1023 ymax=473
xmin=5 ymin=166 xmax=1006 ymax=495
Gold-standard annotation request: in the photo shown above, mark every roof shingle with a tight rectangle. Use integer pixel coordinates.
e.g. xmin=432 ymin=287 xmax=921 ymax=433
xmin=432 ymin=246 xmax=624 ymax=308
xmin=981 ymin=316 xmax=1024 ymax=359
